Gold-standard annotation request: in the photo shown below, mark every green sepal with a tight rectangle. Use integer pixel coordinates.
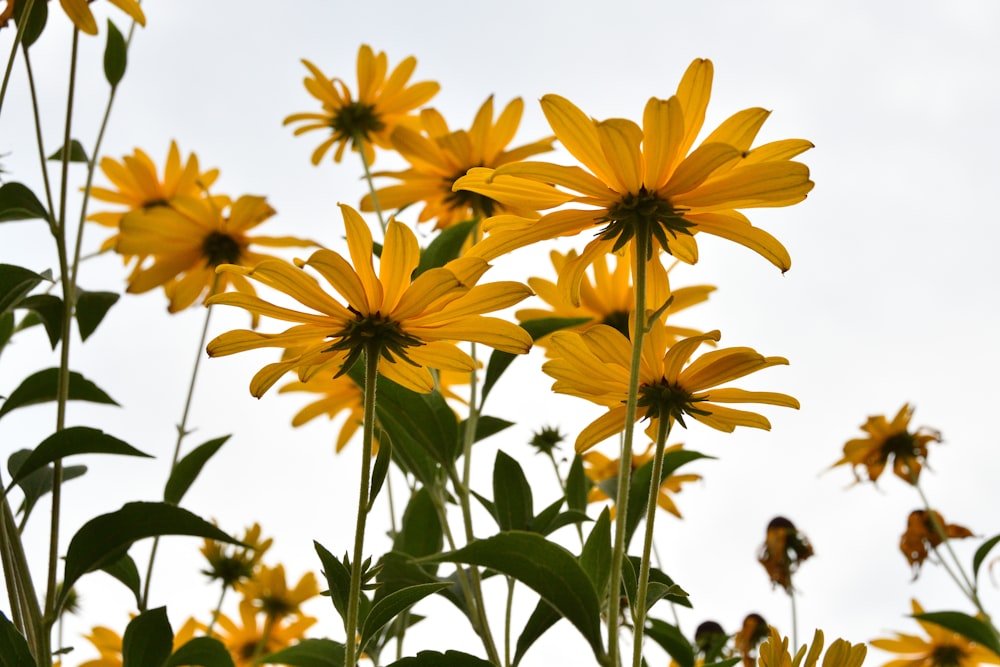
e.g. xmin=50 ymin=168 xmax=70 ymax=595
xmin=0 ymin=183 xmax=50 ymax=223
xmin=76 ymin=289 xmax=119 ymax=341
xmin=413 ymin=219 xmax=478 ymax=277
xmin=163 ymin=435 xmax=231 ymax=505
xmin=261 ymin=639 xmax=346 ymax=667
xmin=164 ymin=636 xmax=236 ymax=667
xmin=47 ymin=140 xmax=89 ymax=163
xmin=493 ymin=450 xmax=533 ymax=531
xmin=103 ymin=20 xmax=127 ymax=86
xmin=0 ymin=368 xmax=118 ymax=420
xmin=9 ymin=426 xmax=150 ymax=486
xmin=122 ymin=607 xmax=173 ymax=667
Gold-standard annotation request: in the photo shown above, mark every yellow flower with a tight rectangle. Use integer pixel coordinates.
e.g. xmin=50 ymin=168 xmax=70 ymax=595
xmin=201 ymin=523 xmax=273 ymax=589
xmin=758 ymin=626 xmax=867 ymax=667
xmin=79 ymin=618 xmax=199 ymax=667
xmin=757 ymin=516 xmax=814 ymax=592
xmin=834 ymin=404 xmax=941 ymax=485
xmin=361 ymin=96 xmax=555 ymax=229
xmin=872 ymin=600 xmax=1000 ymax=667
xmin=455 ymin=58 xmax=813 ymax=304
xmin=284 ymin=45 xmax=440 ymax=166
xmin=214 ymin=600 xmax=316 ymax=667
xmin=543 ymin=320 xmax=798 ymax=452
xmin=206 ymin=204 xmax=533 ymax=396
xmin=237 ymin=564 xmax=319 ymax=621
xmin=59 ymin=0 xmax=145 ymax=35
xmin=279 ymin=372 xmax=367 ymax=453
xmin=115 ymin=194 xmax=314 ymax=315
xmin=583 ymin=443 xmax=700 ymax=518
xmin=899 ymin=510 xmax=973 ymax=579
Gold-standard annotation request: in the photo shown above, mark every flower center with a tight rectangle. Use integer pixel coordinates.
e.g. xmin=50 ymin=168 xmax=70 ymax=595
xmin=326 ymin=310 xmax=424 ymax=376
xmin=599 ymin=187 xmax=692 ymax=258
xmin=142 ymin=198 xmax=169 ymax=209
xmin=636 ymin=379 xmax=706 ymax=427
xmin=444 ymin=172 xmax=498 ymax=219
xmin=599 ymin=310 xmax=631 ymax=339
xmin=201 ymin=231 xmax=243 ymax=266
xmin=931 ymin=644 xmax=967 ymax=667
xmin=332 ymin=102 xmax=385 ymax=145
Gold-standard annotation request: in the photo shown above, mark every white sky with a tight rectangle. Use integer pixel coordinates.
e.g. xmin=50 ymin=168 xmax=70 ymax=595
xmin=2 ymin=0 xmax=1000 ymax=664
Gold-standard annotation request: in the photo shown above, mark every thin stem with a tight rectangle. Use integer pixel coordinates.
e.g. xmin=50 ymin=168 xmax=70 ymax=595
xmin=631 ymin=416 xmax=671 ymax=667
xmin=608 ymin=234 xmax=650 ymax=667
xmin=0 ymin=0 xmax=35 ymax=117
xmin=504 ymin=577 xmax=515 ymax=667
xmin=789 ymin=586 xmax=798 ymax=650
xmin=205 ymin=584 xmax=228 ymax=637
xmin=344 ymin=341 xmax=381 ymax=667
xmin=355 ymin=134 xmax=386 ymax=233
xmin=20 ymin=47 xmax=57 ymax=222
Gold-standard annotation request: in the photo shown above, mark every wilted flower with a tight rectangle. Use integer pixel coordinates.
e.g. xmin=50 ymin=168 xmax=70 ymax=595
xmin=734 ymin=613 xmax=770 ymax=667
xmin=834 ymin=404 xmax=941 ymax=485
xmin=899 ymin=510 xmax=973 ymax=578
xmin=758 ymin=516 xmax=814 ymax=592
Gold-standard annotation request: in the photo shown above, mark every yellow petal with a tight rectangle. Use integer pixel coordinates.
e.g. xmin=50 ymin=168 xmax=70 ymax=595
xmin=642 ymin=96 xmax=684 ymax=191
xmin=687 ymin=210 xmax=792 ymax=272
xmin=575 ymin=407 xmax=629 ymax=453
xmin=339 ymin=204 xmax=382 ymax=312
xmin=59 ymin=0 xmax=98 ymax=34
xmin=596 ymin=118 xmax=644 ymax=194
xmin=540 ymin=94 xmax=616 ymax=185
xmin=701 ymin=388 xmax=799 ymax=408
xmin=380 ymin=219 xmax=420 ymax=311
xmin=690 ymin=404 xmax=772 ymax=431
xmin=675 ymin=58 xmax=714 ymax=156
xmin=703 ymin=108 xmax=770 ymax=152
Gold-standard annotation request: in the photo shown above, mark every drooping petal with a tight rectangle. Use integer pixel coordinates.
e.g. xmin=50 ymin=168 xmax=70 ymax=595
xmin=576 ymin=407 xmax=629 ymax=453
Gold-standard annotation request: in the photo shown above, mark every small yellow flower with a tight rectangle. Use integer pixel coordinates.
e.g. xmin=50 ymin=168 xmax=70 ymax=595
xmin=207 ymin=204 xmax=532 ymax=396
xmin=361 ymin=96 xmax=555 ymax=229
xmin=758 ymin=626 xmax=867 ymax=667
xmin=279 ymin=372 xmax=366 ymax=453
xmin=872 ymin=600 xmax=1000 ymax=667
xmin=59 ymin=0 xmax=145 ymax=35
xmin=543 ymin=321 xmax=798 ymax=452
xmin=899 ymin=510 xmax=973 ymax=579
xmin=215 ymin=600 xmax=316 ymax=667
xmin=284 ymin=45 xmax=439 ymax=165
xmin=583 ymin=443 xmax=700 ymax=518
xmin=237 ymin=564 xmax=319 ymax=621
xmin=834 ymin=404 xmax=941 ymax=485
xmin=201 ymin=523 xmax=273 ymax=589
xmin=757 ymin=516 xmax=814 ymax=592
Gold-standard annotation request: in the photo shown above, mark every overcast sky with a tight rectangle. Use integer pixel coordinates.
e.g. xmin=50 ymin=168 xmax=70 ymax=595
xmin=2 ymin=0 xmax=1000 ymax=664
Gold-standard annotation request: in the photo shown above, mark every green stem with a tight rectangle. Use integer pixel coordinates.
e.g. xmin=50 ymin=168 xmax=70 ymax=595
xmin=20 ymin=47 xmax=56 ymax=223
xmin=630 ymin=416 xmax=671 ymax=667
xmin=205 ymin=583 xmax=227 ymax=637
xmin=789 ymin=585 xmax=798 ymax=650
xmin=0 ymin=0 xmax=35 ymax=117
xmin=607 ymin=234 xmax=650 ymax=667
xmin=1 ymin=479 xmax=44 ymax=661
xmin=355 ymin=133 xmax=386 ymax=234
xmin=504 ymin=577 xmax=515 ymax=667
xmin=344 ymin=341 xmax=381 ymax=667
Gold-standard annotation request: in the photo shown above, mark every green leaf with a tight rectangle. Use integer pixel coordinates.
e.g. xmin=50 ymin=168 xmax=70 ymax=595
xmin=425 ymin=531 xmax=606 ymax=661
xmin=625 ymin=449 xmax=711 ymax=548
xmin=413 ymin=219 xmax=478 ymax=277
xmin=7 ymin=449 xmax=86 ymax=523
xmin=377 ymin=552 xmax=466 ymax=616
xmin=76 ymin=289 xmax=119 ymax=341
xmin=0 ymin=264 xmax=48 ymax=315
xmin=621 ymin=552 xmax=638 ymax=614
xmin=367 ymin=371 xmax=457 ymax=464
xmin=481 ymin=317 xmax=590 ymax=403
xmin=261 ymin=639 xmax=345 ymax=667
xmin=0 ymin=311 xmax=13 ymax=357
xmin=535 ymin=509 xmax=589 ymax=536
xmin=645 ymin=618 xmax=694 ymax=667
xmin=122 ymin=607 xmax=173 ymax=667
xmin=100 ymin=554 xmax=143 ymax=609
xmin=10 ymin=426 xmax=151 ymax=486
xmin=61 ymin=502 xmax=237 ymax=605
xmin=626 ymin=556 xmax=690 ymax=609
xmin=973 ymin=534 xmax=1000 ymax=583
xmin=458 ymin=415 xmax=514 ymax=444
xmin=12 ymin=0 xmax=48 ymax=48
xmin=368 ymin=431 xmax=392 ymax=510
xmin=387 ymin=650 xmax=495 ymax=667
xmin=392 ymin=487 xmax=443 ymax=562
xmin=704 ymin=658 xmax=743 ymax=667
xmin=528 ymin=497 xmax=562 ymax=535
xmin=0 ymin=611 xmax=35 ymax=667
xmin=314 ymin=541 xmax=351 ymax=622
xmin=164 ymin=436 xmax=230 ymax=505
xmin=103 ymin=20 xmax=127 ymax=86
xmin=913 ymin=611 xmax=1000 ymax=658
xmin=359 ymin=582 xmax=451 ymax=653
xmin=16 ymin=294 xmax=62 ymax=348
xmin=0 ymin=368 xmax=118 ymax=420
xmin=513 ymin=599 xmax=561 ymax=667
xmin=47 ymin=140 xmax=89 ymax=163
xmin=165 ymin=637 xmax=236 ymax=667
xmin=579 ymin=507 xmax=612 ymax=600
xmin=0 ymin=183 xmax=50 ymax=223
xmin=565 ymin=454 xmax=589 ymax=513
xmin=494 ymin=450 xmax=533 ymax=531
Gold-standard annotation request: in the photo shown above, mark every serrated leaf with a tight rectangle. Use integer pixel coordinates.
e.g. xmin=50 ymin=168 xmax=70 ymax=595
xmin=0 ymin=610 xmax=35 ymax=667
xmin=973 ymin=534 xmax=1000 ymax=583
xmin=359 ymin=582 xmax=450 ymax=653
xmin=368 ymin=431 xmax=392 ymax=510
xmin=0 ymin=263 xmax=48 ymax=315
xmin=261 ymin=639 xmax=345 ymax=667
xmin=61 ymin=502 xmax=237 ymax=606
xmin=425 ymin=531 xmax=606 ymax=661
xmin=914 ymin=611 xmax=1000 ymax=658
xmin=47 ymin=139 xmax=89 ymax=163
xmin=387 ymin=650 xmax=495 ymax=667
xmin=645 ymin=618 xmax=694 ymax=667
xmin=513 ymin=599 xmax=561 ymax=667
xmin=16 ymin=294 xmax=62 ymax=348
xmin=8 ymin=448 xmax=87 ymax=523
xmin=0 ymin=368 xmax=118 ymax=420
xmin=413 ymin=219 xmax=478 ymax=277
xmin=0 ymin=183 xmax=50 ymax=223
xmin=12 ymin=0 xmax=48 ymax=47
xmin=163 ymin=435 xmax=230 ymax=505
xmin=10 ymin=426 xmax=151 ymax=486
xmin=122 ymin=607 xmax=173 ymax=667
xmin=165 ymin=636 xmax=236 ymax=667
xmin=100 ymin=554 xmax=143 ymax=609
xmin=76 ymin=289 xmax=119 ymax=341
xmin=103 ymin=20 xmax=127 ymax=86
xmin=494 ymin=450 xmax=533 ymax=531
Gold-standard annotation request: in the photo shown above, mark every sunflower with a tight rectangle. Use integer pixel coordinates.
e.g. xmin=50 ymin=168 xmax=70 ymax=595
xmin=359 ymin=96 xmax=555 ymax=229
xmin=114 ymin=194 xmax=314 ymax=315
xmin=833 ymin=404 xmax=941 ymax=485
xmin=899 ymin=510 xmax=973 ymax=578
xmin=283 ymin=45 xmax=439 ymax=166
xmin=214 ymin=600 xmax=316 ymax=667
xmin=516 ymin=247 xmax=712 ymax=344
xmin=206 ymin=204 xmax=532 ymax=397
xmin=583 ymin=443 xmax=700 ymax=518
xmin=58 ymin=0 xmax=145 ymax=35
xmin=543 ymin=320 xmax=798 ymax=453
xmin=455 ymin=58 xmax=813 ymax=304
xmin=757 ymin=516 xmax=814 ymax=592
xmin=201 ymin=523 xmax=273 ymax=589
xmin=872 ymin=600 xmax=1000 ymax=667
xmin=758 ymin=627 xmax=867 ymax=667
xmin=236 ymin=564 xmax=319 ymax=622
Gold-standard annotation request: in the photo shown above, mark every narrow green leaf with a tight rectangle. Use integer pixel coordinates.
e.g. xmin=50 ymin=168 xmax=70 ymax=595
xmin=12 ymin=0 xmax=48 ymax=47
xmin=16 ymin=294 xmax=62 ymax=348
xmin=0 ymin=264 xmax=47 ymax=315
xmin=0 ymin=311 xmax=13 ymax=357
xmin=458 ymin=415 xmax=514 ymax=444
xmin=579 ymin=508 xmax=612 ymax=600
xmin=626 ymin=557 xmax=690 ymax=609
xmin=61 ymin=503 xmax=237 ymax=604
xmin=314 ymin=541 xmax=351 ymax=622
xmin=47 ymin=139 xmax=89 ymax=163
xmin=392 ymin=487 xmax=443 ymax=562
xmin=0 ymin=611 xmax=35 ymax=667
xmin=413 ymin=219 xmax=478 ymax=277
xmin=261 ymin=639 xmax=345 ymax=667
xmin=645 ymin=618 xmax=694 ymax=667
xmin=481 ymin=317 xmax=590 ymax=403
xmin=493 ymin=450 xmax=533 ymax=531
xmin=164 ymin=435 xmax=231 ymax=505
xmin=565 ymin=454 xmax=589 ymax=513
xmin=165 ymin=637 xmax=236 ymax=667
xmin=513 ymin=599 xmax=561 ymax=667
xmin=621 ymin=552 xmax=638 ymax=614
xmin=100 ymin=554 xmax=143 ymax=609
xmin=0 ymin=183 xmax=50 ymax=223
xmin=103 ymin=20 xmax=127 ymax=86
xmin=973 ymin=534 xmax=1000 ymax=583
xmin=359 ymin=582 xmax=451 ymax=653
xmin=644 ymin=581 xmax=684 ymax=613
xmin=8 ymin=449 xmax=86 ymax=523
xmin=537 ymin=509 xmax=590 ymax=536
xmin=387 ymin=650 xmax=495 ymax=667
xmin=76 ymin=289 xmax=119 ymax=341
xmin=0 ymin=368 xmax=118 ymax=420
xmin=425 ymin=531 xmax=606 ymax=661
xmin=368 ymin=431 xmax=392 ymax=510
xmin=914 ymin=611 xmax=1000 ymax=658
xmin=529 ymin=497 xmax=563 ymax=535
xmin=122 ymin=607 xmax=173 ymax=667
xmin=10 ymin=426 xmax=151 ymax=486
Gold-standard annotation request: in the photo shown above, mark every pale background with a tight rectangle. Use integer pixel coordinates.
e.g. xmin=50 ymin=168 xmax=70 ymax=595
xmin=1 ymin=0 xmax=999 ymax=664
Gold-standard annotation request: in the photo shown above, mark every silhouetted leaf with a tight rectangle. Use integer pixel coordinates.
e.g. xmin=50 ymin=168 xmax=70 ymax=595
xmin=494 ymin=450 xmax=532 ymax=531
xmin=0 ymin=183 xmax=50 ymax=223
xmin=0 ymin=368 xmax=118 ymax=420
xmin=914 ymin=611 xmax=1000 ymax=658
xmin=100 ymin=554 xmax=142 ymax=609
xmin=103 ymin=20 xmax=127 ymax=86
xmin=164 ymin=436 xmax=230 ymax=504
xmin=10 ymin=427 xmax=150 ymax=485
xmin=12 ymin=0 xmax=48 ymax=47
xmin=260 ymin=639 xmax=345 ymax=667
xmin=122 ymin=607 xmax=172 ymax=667
xmin=359 ymin=583 xmax=450 ymax=653
xmin=16 ymin=294 xmax=61 ymax=348
xmin=165 ymin=637 xmax=237 ymax=667
xmin=973 ymin=534 xmax=1000 ymax=584
xmin=76 ymin=289 xmax=119 ymax=341
xmin=0 ymin=264 xmax=48 ymax=315
xmin=0 ymin=610 xmax=34 ymax=666
xmin=47 ymin=140 xmax=89 ymax=163
xmin=387 ymin=651 xmax=494 ymax=667
xmin=646 ymin=619 xmax=694 ymax=667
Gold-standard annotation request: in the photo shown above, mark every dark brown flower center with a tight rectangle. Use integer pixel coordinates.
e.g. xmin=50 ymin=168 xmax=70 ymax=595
xmin=881 ymin=432 xmax=920 ymax=462
xmin=326 ymin=310 xmax=423 ymax=376
xmin=636 ymin=379 xmax=706 ymax=427
xmin=332 ymin=102 xmax=386 ymax=145
xmin=599 ymin=187 xmax=692 ymax=258
xmin=931 ymin=643 xmax=967 ymax=667
xmin=202 ymin=231 xmax=243 ymax=266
